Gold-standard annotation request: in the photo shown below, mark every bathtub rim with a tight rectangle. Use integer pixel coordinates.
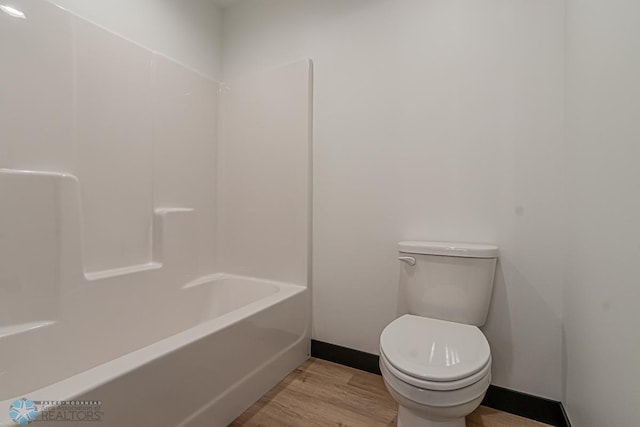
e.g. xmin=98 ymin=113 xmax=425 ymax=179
xmin=0 ymin=273 xmax=307 ymax=424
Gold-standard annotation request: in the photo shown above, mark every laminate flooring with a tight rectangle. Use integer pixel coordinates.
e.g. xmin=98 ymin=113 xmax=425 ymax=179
xmin=231 ymin=358 xmax=553 ymax=427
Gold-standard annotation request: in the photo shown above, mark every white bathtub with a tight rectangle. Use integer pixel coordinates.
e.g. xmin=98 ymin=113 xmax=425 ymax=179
xmin=0 ymin=274 xmax=310 ymax=427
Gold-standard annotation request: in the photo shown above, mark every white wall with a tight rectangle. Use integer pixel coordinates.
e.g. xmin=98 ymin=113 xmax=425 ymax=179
xmin=223 ymin=0 xmax=566 ymax=399
xmin=564 ymin=0 xmax=640 ymax=424
xmin=50 ymin=0 xmax=223 ymax=79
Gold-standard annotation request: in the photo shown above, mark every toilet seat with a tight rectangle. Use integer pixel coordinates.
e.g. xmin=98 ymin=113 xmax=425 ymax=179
xmin=380 ymin=349 xmax=491 ymax=391
xmin=380 ymin=356 xmax=492 ymax=408
xmin=380 ymin=315 xmax=491 ymax=385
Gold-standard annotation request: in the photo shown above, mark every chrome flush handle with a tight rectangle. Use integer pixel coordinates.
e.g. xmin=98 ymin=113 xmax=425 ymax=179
xmin=398 ymin=256 xmax=416 ymax=266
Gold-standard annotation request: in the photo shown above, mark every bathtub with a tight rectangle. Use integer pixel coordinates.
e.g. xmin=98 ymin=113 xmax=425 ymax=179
xmin=0 ymin=169 xmax=310 ymax=426
xmin=0 ymin=274 xmax=310 ymax=427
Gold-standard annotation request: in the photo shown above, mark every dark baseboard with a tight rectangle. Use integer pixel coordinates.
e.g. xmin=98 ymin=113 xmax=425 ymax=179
xmin=311 ymin=339 xmax=381 ymax=375
xmin=482 ymin=385 xmax=571 ymax=427
xmin=311 ymin=339 xmax=571 ymax=427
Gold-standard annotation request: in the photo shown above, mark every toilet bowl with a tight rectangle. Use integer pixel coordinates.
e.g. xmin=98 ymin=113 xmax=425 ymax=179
xmin=381 ymin=241 xmax=498 ymax=427
xmin=380 ymin=315 xmax=492 ymax=427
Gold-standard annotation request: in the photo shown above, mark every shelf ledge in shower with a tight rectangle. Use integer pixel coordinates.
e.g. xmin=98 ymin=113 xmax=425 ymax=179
xmin=84 ymin=262 xmax=162 ymax=281
xmin=0 ymin=321 xmax=56 ymax=340
xmin=0 ymin=167 xmax=78 ymax=179
xmin=154 ymin=207 xmax=194 ymax=214
xmin=0 ymin=169 xmax=195 ymax=283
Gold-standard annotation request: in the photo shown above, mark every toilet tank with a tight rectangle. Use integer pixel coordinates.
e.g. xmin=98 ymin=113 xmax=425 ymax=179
xmin=398 ymin=241 xmax=498 ymax=326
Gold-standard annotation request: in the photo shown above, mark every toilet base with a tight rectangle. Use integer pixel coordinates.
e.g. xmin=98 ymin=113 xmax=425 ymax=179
xmin=397 ymin=406 xmax=465 ymax=427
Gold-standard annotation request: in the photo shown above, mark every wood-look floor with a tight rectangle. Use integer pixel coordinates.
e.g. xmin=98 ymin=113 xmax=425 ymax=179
xmin=231 ymin=358 xmax=552 ymax=427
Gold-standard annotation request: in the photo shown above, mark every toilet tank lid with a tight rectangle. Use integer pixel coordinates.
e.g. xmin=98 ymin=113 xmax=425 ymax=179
xmin=398 ymin=241 xmax=498 ymax=258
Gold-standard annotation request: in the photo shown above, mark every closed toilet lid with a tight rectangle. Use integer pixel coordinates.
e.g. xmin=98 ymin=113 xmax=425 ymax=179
xmin=380 ymin=315 xmax=491 ymax=382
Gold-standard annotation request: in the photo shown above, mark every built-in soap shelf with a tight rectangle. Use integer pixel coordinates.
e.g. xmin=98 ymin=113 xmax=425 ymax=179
xmin=84 ymin=263 xmax=163 ymax=281
xmin=0 ymin=168 xmax=197 ymax=284
xmin=84 ymin=208 xmax=195 ymax=281
xmin=0 ymin=167 xmax=79 ymax=180
xmin=0 ymin=321 xmax=56 ymax=340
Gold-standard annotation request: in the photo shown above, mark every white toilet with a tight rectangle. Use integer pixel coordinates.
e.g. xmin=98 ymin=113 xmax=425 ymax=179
xmin=380 ymin=241 xmax=498 ymax=427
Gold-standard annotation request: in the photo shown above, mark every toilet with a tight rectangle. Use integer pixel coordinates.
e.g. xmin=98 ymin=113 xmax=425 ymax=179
xmin=380 ymin=241 xmax=498 ymax=427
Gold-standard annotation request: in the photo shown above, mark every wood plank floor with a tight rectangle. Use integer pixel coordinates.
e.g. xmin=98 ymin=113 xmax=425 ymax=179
xmin=231 ymin=358 xmax=552 ymax=427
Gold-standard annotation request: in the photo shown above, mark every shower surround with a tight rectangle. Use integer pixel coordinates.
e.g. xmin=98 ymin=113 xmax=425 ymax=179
xmin=0 ymin=1 xmax=312 ymax=426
